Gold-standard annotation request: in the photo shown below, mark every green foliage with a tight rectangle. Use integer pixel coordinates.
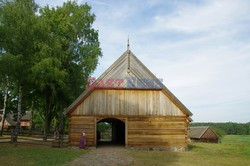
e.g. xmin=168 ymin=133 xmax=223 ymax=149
xmin=32 ymin=109 xmax=45 ymax=132
xmin=0 ymin=0 xmax=38 ymax=84
xmin=211 ymin=126 xmax=226 ymax=138
xmin=31 ymin=57 xmax=67 ymax=96
xmin=0 ymin=53 xmax=22 ymax=83
xmin=191 ymin=122 xmax=250 ymax=135
xmin=0 ymin=1 xmax=39 ymax=138
xmin=97 ymin=122 xmax=111 ymax=132
xmin=0 ymin=88 xmax=3 ymax=108
xmin=0 ymin=0 xmax=102 ymax=134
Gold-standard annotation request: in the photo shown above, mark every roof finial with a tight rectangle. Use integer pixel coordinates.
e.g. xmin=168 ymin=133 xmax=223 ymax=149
xmin=127 ymin=35 xmax=130 ymax=73
xmin=127 ymin=35 xmax=130 ymax=50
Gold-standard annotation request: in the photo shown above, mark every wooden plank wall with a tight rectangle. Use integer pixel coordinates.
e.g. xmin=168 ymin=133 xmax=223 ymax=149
xmin=127 ymin=116 xmax=188 ymax=147
xmin=72 ymin=90 xmax=184 ymax=116
xmin=68 ymin=115 xmax=188 ymax=147
xmin=69 ymin=116 xmax=95 ymax=146
xmin=201 ymin=128 xmax=219 ymax=139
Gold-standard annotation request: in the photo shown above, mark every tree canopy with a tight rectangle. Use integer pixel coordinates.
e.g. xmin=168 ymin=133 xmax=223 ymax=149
xmin=0 ymin=0 xmax=102 ymax=139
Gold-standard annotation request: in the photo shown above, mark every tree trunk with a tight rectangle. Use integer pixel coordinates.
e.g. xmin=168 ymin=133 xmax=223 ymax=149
xmin=43 ymin=95 xmax=51 ymax=141
xmin=0 ymin=85 xmax=8 ymax=136
xmin=29 ymin=100 xmax=34 ymax=135
xmin=13 ymin=86 xmax=22 ymax=144
xmin=59 ymin=109 xmax=65 ymax=147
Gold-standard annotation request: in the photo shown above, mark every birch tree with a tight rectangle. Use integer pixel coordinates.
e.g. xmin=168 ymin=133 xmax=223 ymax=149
xmin=0 ymin=0 xmax=39 ymax=142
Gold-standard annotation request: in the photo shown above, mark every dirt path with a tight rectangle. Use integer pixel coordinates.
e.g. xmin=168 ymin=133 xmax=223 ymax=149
xmin=65 ymin=146 xmax=134 ymax=166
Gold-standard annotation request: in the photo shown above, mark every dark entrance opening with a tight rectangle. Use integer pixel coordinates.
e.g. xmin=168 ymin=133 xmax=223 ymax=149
xmin=96 ymin=118 xmax=125 ymax=146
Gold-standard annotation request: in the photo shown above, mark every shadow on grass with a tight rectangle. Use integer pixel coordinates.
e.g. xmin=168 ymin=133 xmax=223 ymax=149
xmin=129 ymin=149 xmax=181 ymax=166
xmin=188 ymin=143 xmax=204 ymax=151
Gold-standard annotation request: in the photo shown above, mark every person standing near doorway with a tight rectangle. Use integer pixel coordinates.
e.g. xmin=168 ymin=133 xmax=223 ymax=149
xmin=80 ymin=130 xmax=86 ymax=149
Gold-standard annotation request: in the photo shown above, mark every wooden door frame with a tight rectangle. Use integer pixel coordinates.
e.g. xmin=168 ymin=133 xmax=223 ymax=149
xmin=94 ymin=116 xmax=128 ymax=147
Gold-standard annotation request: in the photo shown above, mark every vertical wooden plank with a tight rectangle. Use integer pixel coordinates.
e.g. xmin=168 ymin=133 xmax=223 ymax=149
xmin=108 ymin=90 xmax=111 ymax=115
xmin=123 ymin=90 xmax=126 ymax=115
xmin=152 ymin=91 xmax=156 ymax=115
xmin=97 ymin=90 xmax=101 ymax=115
xmin=132 ymin=90 xmax=136 ymax=115
xmin=159 ymin=92 xmax=163 ymax=115
xmin=72 ymin=90 xmax=185 ymax=116
xmin=156 ymin=91 xmax=160 ymax=115
xmin=101 ymin=90 xmax=105 ymax=115
xmin=135 ymin=90 xmax=139 ymax=115
xmin=88 ymin=91 xmax=92 ymax=115
xmin=118 ymin=90 xmax=124 ymax=115
xmin=149 ymin=91 xmax=153 ymax=115
xmin=111 ymin=90 xmax=115 ymax=115
xmin=69 ymin=116 xmax=71 ymax=144
xmin=114 ymin=90 xmax=119 ymax=115
xmin=95 ymin=90 xmax=98 ymax=114
xmin=124 ymin=90 xmax=128 ymax=115
xmin=140 ymin=91 xmax=146 ymax=116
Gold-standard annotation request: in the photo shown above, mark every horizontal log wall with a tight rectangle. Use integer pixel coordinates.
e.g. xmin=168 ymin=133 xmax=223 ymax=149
xmin=68 ymin=115 xmax=188 ymax=148
xmin=127 ymin=116 xmax=188 ymax=147
xmin=69 ymin=116 xmax=95 ymax=146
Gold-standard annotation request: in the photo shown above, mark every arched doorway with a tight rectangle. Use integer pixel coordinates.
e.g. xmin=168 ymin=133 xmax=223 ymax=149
xmin=96 ymin=118 xmax=125 ymax=147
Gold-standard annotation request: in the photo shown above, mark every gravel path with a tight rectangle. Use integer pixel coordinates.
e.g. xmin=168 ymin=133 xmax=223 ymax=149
xmin=65 ymin=146 xmax=134 ymax=166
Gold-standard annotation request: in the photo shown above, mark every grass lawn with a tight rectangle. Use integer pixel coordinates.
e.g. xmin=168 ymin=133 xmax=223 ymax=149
xmin=0 ymin=135 xmax=249 ymax=166
xmin=129 ymin=135 xmax=250 ymax=166
xmin=222 ymin=135 xmax=250 ymax=145
xmin=0 ymin=144 xmax=87 ymax=166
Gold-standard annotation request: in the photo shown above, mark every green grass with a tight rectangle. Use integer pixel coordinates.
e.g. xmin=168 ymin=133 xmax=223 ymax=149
xmin=0 ymin=135 xmax=250 ymax=166
xmin=0 ymin=144 xmax=87 ymax=166
xmin=222 ymin=135 xmax=250 ymax=145
xmin=129 ymin=135 xmax=250 ymax=166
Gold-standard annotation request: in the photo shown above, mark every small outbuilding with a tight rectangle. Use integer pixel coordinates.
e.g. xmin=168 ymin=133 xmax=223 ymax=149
xmin=64 ymin=47 xmax=193 ymax=150
xmin=20 ymin=111 xmax=31 ymax=129
xmin=1 ymin=113 xmax=16 ymax=129
xmin=189 ymin=126 xmax=219 ymax=143
xmin=0 ymin=111 xmax=31 ymax=130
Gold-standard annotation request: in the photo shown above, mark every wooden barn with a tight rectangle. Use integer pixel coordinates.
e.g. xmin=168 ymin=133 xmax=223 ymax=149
xmin=0 ymin=111 xmax=31 ymax=130
xmin=189 ymin=126 xmax=219 ymax=143
xmin=0 ymin=113 xmax=16 ymax=129
xmin=64 ymin=48 xmax=193 ymax=150
xmin=20 ymin=111 xmax=31 ymax=129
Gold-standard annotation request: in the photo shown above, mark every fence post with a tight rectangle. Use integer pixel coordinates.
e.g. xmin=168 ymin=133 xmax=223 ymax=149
xmin=11 ymin=127 xmax=14 ymax=143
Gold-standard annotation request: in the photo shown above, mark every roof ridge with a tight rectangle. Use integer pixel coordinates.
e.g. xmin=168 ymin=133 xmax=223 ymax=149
xmin=199 ymin=126 xmax=210 ymax=138
xmin=64 ymin=49 xmax=193 ymax=117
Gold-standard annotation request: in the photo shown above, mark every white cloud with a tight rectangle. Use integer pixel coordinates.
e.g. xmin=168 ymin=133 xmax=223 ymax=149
xmin=91 ymin=0 xmax=250 ymax=122
xmin=152 ymin=0 xmax=250 ymax=33
xmin=34 ymin=0 xmax=250 ymax=122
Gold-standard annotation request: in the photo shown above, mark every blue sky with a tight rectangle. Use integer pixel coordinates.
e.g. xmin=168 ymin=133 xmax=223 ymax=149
xmin=35 ymin=0 xmax=250 ymax=123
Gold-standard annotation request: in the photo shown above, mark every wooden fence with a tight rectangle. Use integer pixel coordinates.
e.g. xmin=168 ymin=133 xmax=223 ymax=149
xmin=0 ymin=130 xmax=68 ymax=147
